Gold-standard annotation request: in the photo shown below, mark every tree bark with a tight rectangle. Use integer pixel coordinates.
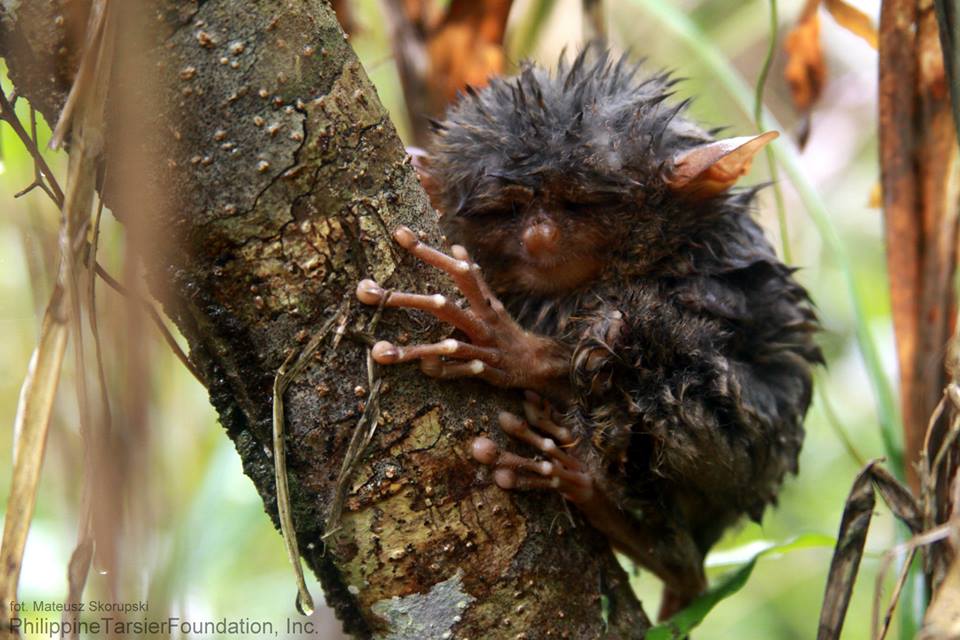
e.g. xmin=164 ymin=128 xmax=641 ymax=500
xmin=1 ymin=1 xmax=649 ymax=638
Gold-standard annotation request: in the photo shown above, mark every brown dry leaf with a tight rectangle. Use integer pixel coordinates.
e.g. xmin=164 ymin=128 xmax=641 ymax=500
xmin=824 ymin=0 xmax=878 ymax=49
xmin=784 ymin=11 xmax=827 ymax=112
xmin=818 ymin=461 xmax=878 ymax=640
xmin=921 ymin=551 xmax=960 ymax=639
xmin=426 ymin=0 xmax=513 ymax=114
xmin=870 ymin=464 xmax=923 ymax=532
xmin=818 ymin=459 xmax=925 ymax=640
xmin=879 ymin=1 xmax=959 ymax=491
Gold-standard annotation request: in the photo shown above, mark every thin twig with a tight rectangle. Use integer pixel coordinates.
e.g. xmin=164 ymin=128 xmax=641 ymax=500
xmin=88 ymin=198 xmax=113 ymax=440
xmin=0 ymin=90 xmax=65 ymax=206
xmin=13 ymin=107 xmax=58 ymax=203
xmin=49 ymin=0 xmax=108 ymax=150
xmin=60 ymin=3 xmax=115 ymax=631
xmin=92 ymin=265 xmax=202 ymax=382
xmin=324 ymin=358 xmax=383 ymax=540
xmin=872 ymin=522 xmax=955 ymax=639
xmin=323 ymin=291 xmax=392 ymax=541
xmin=0 ymin=86 xmax=200 ymax=383
xmin=272 ymin=302 xmax=350 ymax=616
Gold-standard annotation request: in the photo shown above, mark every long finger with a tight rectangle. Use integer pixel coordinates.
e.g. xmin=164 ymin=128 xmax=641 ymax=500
xmin=394 ymin=227 xmax=500 ymax=321
xmin=419 ymin=357 xmax=511 ymax=387
xmin=492 ymin=468 xmax=559 ymax=492
xmin=371 ymin=339 xmax=502 ymax=366
xmin=498 ymin=412 xmax=583 ymax=471
xmin=356 ymin=279 xmax=492 ymax=343
xmin=522 ymin=399 xmax=574 ymax=445
xmin=450 ymin=244 xmax=503 ymax=323
xmin=470 ymin=438 xmax=552 ymax=475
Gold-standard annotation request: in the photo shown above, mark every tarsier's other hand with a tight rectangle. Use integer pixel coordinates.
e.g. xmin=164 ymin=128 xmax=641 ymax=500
xmin=474 ymin=392 xmax=707 ymax=619
xmin=471 ymin=391 xmax=591 ymax=503
xmin=356 ymin=226 xmax=570 ymax=396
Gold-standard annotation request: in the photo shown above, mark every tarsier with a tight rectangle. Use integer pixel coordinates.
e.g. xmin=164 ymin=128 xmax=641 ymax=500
xmin=356 ymin=48 xmax=821 ymax=619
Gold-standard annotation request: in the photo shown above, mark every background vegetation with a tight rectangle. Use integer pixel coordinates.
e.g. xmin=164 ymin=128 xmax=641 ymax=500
xmin=0 ymin=0 xmax=903 ymax=637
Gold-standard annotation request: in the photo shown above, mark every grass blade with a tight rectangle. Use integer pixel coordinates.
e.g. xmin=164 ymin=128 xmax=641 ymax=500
xmin=754 ymin=0 xmax=791 ymax=263
xmin=0 ymin=292 xmax=68 ymax=631
xmin=509 ymin=0 xmax=558 ymax=60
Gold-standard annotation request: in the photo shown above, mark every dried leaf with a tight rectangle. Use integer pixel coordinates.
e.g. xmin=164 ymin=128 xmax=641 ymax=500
xmin=426 ymin=0 xmax=514 ymax=113
xmin=819 ymin=459 xmax=925 ymax=640
xmin=784 ymin=12 xmax=826 ymax=112
xmin=824 ymin=0 xmax=878 ymax=49
xmin=818 ymin=461 xmax=879 ymax=640
xmin=880 ymin=0 xmax=959 ymax=490
xmin=871 ymin=464 xmax=923 ymax=532
xmin=923 ymin=550 xmax=960 ymax=639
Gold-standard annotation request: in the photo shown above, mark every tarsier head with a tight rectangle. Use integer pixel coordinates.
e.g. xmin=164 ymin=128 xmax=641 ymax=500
xmin=419 ymin=47 xmax=777 ymax=297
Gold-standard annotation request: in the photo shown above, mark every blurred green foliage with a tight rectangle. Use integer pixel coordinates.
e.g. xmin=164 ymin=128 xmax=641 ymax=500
xmin=0 ymin=0 xmax=901 ymax=638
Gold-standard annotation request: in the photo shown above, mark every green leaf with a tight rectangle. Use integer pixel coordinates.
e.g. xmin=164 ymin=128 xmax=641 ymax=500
xmin=705 ymin=532 xmax=836 ymax=568
xmin=646 ymin=534 xmax=836 ymax=639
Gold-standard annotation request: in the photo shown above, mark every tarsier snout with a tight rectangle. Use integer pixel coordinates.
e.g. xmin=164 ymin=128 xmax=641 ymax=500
xmin=521 ymin=218 xmax=560 ymax=260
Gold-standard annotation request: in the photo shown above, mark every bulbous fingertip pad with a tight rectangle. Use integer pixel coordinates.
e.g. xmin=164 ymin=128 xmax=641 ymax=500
xmin=371 ymin=341 xmax=399 ymax=363
xmin=356 ymin=279 xmax=383 ymax=304
xmin=471 ymin=437 xmax=499 ymax=465
xmin=393 ymin=226 xmax=418 ymax=249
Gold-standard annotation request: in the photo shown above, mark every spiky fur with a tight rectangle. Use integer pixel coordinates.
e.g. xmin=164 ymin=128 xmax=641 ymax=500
xmin=430 ymin=47 xmax=821 ymax=579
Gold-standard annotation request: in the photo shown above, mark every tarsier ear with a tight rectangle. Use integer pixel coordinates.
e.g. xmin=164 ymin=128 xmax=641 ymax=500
xmin=406 ymin=146 xmax=445 ymax=214
xmin=665 ymin=131 xmax=779 ymax=198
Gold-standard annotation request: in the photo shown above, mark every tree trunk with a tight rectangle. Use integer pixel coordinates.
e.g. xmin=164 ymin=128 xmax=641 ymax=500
xmin=1 ymin=1 xmax=649 ymax=638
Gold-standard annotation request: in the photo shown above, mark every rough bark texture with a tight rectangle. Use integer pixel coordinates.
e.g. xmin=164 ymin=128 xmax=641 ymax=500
xmin=0 ymin=1 xmax=650 ymax=638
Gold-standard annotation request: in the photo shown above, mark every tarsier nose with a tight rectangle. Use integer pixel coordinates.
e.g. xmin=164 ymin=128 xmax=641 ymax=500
xmin=521 ymin=220 xmax=559 ymax=258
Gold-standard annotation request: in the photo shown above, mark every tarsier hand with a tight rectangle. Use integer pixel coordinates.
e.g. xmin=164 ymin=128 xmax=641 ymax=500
xmin=355 ymin=226 xmax=570 ymax=395
xmin=473 ymin=391 xmax=594 ymax=504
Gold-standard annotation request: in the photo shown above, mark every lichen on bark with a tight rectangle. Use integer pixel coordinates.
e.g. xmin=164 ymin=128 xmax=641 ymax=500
xmin=1 ymin=1 xmax=650 ymax=638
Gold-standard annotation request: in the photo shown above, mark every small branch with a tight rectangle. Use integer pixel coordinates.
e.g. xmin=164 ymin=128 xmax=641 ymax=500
xmin=0 ymin=90 xmax=65 ymax=206
xmin=0 ymin=85 xmax=201 ymax=384
xmin=272 ymin=304 xmax=349 ymax=616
